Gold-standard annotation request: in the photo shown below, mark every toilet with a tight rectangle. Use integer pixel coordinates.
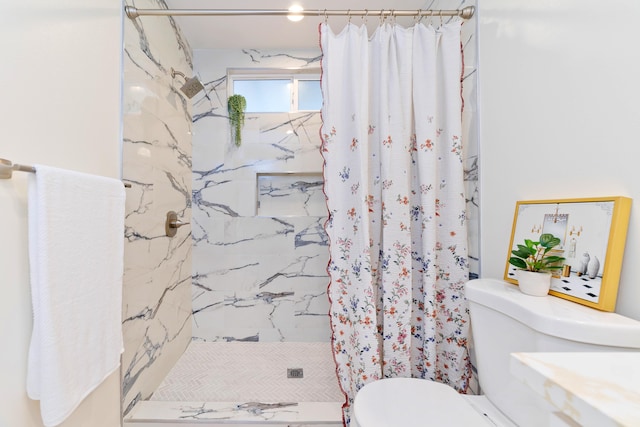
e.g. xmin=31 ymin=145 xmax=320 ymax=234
xmin=353 ymin=278 xmax=640 ymax=427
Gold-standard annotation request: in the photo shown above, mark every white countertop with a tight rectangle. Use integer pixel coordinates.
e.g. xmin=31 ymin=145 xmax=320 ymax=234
xmin=510 ymin=352 xmax=640 ymax=427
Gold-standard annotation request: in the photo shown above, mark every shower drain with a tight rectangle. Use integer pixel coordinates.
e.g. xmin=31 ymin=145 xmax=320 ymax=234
xmin=287 ymin=368 xmax=304 ymax=378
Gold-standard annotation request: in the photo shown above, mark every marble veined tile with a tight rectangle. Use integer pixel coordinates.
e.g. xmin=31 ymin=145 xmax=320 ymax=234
xmin=511 ymin=352 xmax=640 ymax=427
xmin=122 ymin=0 xmax=194 ymax=416
xmin=125 ymin=401 xmax=342 ymax=426
xmin=126 ymin=342 xmax=342 ymax=424
xmin=191 ymin=48 xmax=329 ymax=342
xmin=257 ymin=173 xmax=326 ymax=217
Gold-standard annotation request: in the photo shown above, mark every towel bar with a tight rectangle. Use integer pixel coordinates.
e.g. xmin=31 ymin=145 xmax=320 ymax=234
xmin=0 ymin=158 xmax=132 ymax=188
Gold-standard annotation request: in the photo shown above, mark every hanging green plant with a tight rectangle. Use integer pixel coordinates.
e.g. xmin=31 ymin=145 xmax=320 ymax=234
xmin=227 ymin=94 xmax=247 ymax=146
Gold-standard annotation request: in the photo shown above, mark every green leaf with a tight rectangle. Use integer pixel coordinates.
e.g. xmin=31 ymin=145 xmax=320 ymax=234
xmin=516 ymin=244 xmax=536 ymax=255
xmin=542 ymin=256 xmax=565 ymax=264
xmin=512 ymin=248 xmax=533 ymax=259
xmin=228 ymin=94 xmax=247 ymax=146
xmin=529 ymin=261 xmax=544 ymax=271
xmin=524 ymin=239 xmax=537 ymax=248
xmin=509 ymin=257 xmax=527 ymax=269
xmin=539 ymin=233 xmax=561 ymax=249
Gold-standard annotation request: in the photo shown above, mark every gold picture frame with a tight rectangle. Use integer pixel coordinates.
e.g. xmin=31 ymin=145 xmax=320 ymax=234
xmin=504 ymin=197 xmax=632 ymax=311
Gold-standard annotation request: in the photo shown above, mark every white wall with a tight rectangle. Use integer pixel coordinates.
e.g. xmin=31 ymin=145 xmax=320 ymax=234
xmin=0 ymin=1 xmax=123 ymax=426
xmin=478 ymin=0 xmax=640 ymax=319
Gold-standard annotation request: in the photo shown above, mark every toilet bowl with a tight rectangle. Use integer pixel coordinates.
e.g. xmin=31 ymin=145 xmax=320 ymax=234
xmin=353 ymin=377 xmax=515 ymax=427
xmin=352 ymin=279 xmax=640 ymax=427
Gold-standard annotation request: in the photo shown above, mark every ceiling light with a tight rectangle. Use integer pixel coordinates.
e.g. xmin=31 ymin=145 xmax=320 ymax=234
xmin=287 ymin=5 xmax=304 ymax=22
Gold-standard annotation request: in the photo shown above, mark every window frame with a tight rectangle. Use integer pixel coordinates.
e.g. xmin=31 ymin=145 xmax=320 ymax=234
xmin=228 ymin=68 xmax=321 ymax=113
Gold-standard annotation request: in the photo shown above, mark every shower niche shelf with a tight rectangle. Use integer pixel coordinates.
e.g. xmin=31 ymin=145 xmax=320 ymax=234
xmin=256 ymin=172 xmax=325 ymax=217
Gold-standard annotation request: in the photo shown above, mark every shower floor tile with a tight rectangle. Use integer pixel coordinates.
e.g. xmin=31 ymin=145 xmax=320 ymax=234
xmin=126 ymin=342 xmax=344 ymax=425
xmin=150 ymin=341 xmax=345 ymax=403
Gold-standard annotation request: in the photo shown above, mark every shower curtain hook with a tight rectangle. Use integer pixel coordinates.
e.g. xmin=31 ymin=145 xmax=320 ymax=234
xmin=439 ymin=10 xmax=443 ymax=27
xmin=379 ymin=9 xmax=385 ymax=25
xmin=323 ymin=9 xmax=328 ymax=24
xmin=347 ymin=9 xmax=352 ymax=23
xmin=363 ymin=9 xmax=369 ymax=24
xmin=415 ymin=9 xmax=422 ymax=23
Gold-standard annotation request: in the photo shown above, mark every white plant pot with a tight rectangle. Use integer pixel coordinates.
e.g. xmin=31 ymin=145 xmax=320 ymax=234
xmin=516 ymin=270 xmax=552 ymax=297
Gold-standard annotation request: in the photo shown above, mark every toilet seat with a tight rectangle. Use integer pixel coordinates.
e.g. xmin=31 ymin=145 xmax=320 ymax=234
xmin=353 ymin=378 xmax=495 ymax=427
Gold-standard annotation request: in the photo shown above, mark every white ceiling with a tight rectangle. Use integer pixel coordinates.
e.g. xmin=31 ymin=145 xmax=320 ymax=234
xmin=162 ymin=0 xmax=438 ymax=50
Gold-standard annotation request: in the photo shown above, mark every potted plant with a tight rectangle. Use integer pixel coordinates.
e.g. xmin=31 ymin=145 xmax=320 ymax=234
xmin=509 ymin=233 xmax=565 ymax=296
xmin=227 ymin=94 xmax=247 ymax=146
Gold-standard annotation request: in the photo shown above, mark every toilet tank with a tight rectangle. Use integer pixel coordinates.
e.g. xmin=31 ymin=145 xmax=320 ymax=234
xmin=465 ymin=278 xmax=640 ymax=427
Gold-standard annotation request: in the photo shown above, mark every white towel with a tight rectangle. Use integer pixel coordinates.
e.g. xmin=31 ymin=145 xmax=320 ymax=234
xmin=27 ymin=165 xmax=125 ymax=427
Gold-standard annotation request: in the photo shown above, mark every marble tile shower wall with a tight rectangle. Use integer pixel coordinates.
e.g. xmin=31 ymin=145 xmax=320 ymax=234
xmin=121 ymin=0 xmax=193 ymax=416
xmin=191 ymin=49 xmax=328 ymax=342
xmin=460 ymin=0 xmax=479 ymax=278
xmin=191 ymin=4 xmax=478 ymax=343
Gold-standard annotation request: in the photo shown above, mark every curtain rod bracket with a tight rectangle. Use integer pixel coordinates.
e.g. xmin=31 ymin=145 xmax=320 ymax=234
xmin=460 ymin=6 xmax=475 ymax=20
xmin=125 ymin=6 xmax=139 ymax=19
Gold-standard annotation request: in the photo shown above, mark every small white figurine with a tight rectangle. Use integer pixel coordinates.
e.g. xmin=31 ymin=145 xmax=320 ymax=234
xmin=577 ymin=252 xmax=590 ymax=276
xmin=587 ymin=256 xmax=600 ymax=279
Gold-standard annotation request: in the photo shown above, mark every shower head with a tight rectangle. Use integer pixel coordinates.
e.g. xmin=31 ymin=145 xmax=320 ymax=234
xmin=171 ymin=68 xmax=205 ymax=99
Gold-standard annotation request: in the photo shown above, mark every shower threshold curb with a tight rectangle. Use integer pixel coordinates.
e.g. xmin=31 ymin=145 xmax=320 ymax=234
xmin=124 ymin=400 xmax=343 ymax=426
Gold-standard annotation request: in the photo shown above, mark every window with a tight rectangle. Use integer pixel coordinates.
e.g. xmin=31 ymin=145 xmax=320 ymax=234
xmin=229 ymin=69 xmax=322 ymax=113
xmin=297 ymin=80 xmax=322 ymax=111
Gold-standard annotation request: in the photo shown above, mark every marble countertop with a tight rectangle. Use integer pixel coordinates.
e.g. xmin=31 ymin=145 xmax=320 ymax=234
xmin=510 ymin=352 xmax=640 ymax=427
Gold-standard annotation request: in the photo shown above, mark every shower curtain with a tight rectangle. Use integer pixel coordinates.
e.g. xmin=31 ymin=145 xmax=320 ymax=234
xmin=320 ymin=20 xmax=472 ymax=424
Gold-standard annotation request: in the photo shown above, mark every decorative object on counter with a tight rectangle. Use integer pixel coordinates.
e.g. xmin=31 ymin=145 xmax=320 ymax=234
xmin=576 ymin=252 xmax=590 ymax=276
xmin=508 ymin=233 xmax=565 ymax=296
xmin=508 ymin=233 xmax=565 ymax=273
xmin=587 ymin=256 xmax=600 ymax=279
xmin=504 ymin=197 xmax=632 ymax=311
xmin=227 ymin=94 xmax=247 ymax=146
xmin=567 ymin=237 xmax=577 ymax=257
xmin=514 ymin=270 xmax=551 ymax=297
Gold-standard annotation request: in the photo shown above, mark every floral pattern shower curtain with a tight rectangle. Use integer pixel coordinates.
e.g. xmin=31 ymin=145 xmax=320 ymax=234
xmin=320 ymin=20 xmax=472 ymax=424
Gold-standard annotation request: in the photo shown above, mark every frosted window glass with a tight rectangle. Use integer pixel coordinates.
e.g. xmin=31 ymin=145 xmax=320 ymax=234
xmin=298 ymin=80 xmax=322 ymax=110
xmin=234 ymin=79 xmax=291 ymax=112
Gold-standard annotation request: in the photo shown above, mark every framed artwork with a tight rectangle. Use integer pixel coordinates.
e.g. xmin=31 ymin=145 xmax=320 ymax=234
xmin=504 ymin=197 xmax=632 ymax=311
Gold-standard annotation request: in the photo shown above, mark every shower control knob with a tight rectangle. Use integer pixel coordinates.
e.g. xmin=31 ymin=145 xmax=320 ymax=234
xmin=170 ymin=219 xmax=188 ymax=228
xmin=165 ymin=210 xmax=190 ymax=237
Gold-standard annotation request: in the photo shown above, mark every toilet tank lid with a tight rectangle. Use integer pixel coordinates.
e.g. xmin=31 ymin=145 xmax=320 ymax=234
xmin=465 ymin=279 xmax=640 ymax=349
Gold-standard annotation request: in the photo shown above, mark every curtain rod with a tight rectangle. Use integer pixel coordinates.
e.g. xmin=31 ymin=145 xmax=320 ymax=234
xmin=125 ymin=6 xmax=475 ymax=20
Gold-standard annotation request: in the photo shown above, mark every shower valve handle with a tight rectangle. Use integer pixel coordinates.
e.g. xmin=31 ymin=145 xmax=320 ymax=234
xmin=170 ymin=219 xmax=189 ymax=228
xmin=165 ymin=211 xmax=189 ymax=237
